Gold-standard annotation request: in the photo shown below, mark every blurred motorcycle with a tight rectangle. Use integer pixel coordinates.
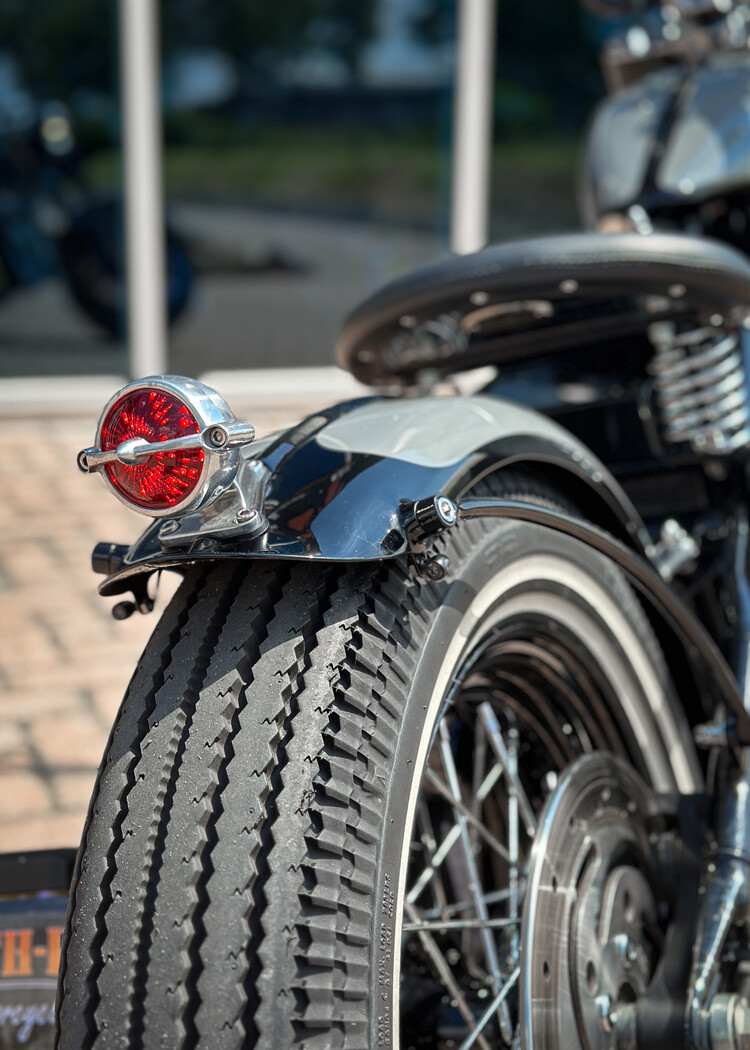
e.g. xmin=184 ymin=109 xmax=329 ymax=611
xmin=55 ymin=3 xmax=750 ymax=1048
xmin=582 ymin=0 xmax=750 ymax=257
xmin=0 ymin=100 xmax=193 ymax=336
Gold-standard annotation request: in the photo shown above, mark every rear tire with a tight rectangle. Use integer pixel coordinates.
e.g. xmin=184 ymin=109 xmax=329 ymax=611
xmin=56 ymin=475 xmax=699 ymax=1050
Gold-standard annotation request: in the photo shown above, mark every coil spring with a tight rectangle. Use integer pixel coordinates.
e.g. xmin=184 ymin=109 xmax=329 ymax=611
xmin=648 ymin=322 xmax=750 ymax=455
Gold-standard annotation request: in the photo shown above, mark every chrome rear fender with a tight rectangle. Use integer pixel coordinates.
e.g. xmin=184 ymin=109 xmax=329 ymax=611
xmin=97 ymin=392 xmax=649 ymax=598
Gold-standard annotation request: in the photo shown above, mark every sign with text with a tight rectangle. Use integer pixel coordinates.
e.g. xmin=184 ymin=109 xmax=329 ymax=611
xmin=0 ymin=897 xmax=67 ymax=1048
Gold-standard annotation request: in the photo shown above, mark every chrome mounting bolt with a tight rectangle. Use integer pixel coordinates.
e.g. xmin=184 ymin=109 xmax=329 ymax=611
xmin=414 ymin=553 xmax=450 ymax=582
xmin=708 ymin=994 xmax=750 ymax=1050
xmin=403 ymin=493 xmax=458 ymax=580
xmin=614 ymin=933 xmax=638 ymax=971
xmin=207 ymin=426 xmax=228 ymax=447
xmin=411 ymin=494 xmax=458 ymax=537
xmin=596 ymin=993 xmax=616 ymax=1034
xmin=403 ymin=493 xmax=458 ymax=547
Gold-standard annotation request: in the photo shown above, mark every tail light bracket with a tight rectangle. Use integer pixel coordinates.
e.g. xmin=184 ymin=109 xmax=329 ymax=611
xmin=157 ymin=457 xmax=271 ymax=548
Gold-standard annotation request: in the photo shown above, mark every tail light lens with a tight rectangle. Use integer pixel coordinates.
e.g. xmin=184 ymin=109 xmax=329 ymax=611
xmin=100 ymin=388 xmax=205 ymax=511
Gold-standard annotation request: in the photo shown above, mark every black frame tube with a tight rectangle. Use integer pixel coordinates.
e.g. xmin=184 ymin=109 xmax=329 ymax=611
xmin=458 ymin=498 xmax=750 ymax=744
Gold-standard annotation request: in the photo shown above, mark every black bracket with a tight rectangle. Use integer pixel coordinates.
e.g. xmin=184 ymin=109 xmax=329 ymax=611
xmin=111 ymin=573 xmax=155 ymax=620
xmin=91 ymin=541 xmax=155 ymax=619
xmin=401 ymin=495 xmax=459 ymax=580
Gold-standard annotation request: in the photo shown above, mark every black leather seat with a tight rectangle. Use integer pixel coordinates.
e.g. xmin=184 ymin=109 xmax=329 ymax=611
xmin=336 ymin=231 xmax=750 ymax=385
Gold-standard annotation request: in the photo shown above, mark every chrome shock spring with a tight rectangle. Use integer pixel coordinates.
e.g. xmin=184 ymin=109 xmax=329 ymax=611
xmin=648 ymin=321 xmax=750 ymax=455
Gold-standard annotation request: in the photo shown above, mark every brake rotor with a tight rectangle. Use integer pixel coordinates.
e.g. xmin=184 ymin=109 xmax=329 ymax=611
xmin=520 ymin=753 xmax=664 ymax=1050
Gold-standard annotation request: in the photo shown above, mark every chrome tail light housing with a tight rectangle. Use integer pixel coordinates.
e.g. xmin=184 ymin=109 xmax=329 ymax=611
xmin=78 ymin=376 xmax=257 ymax=523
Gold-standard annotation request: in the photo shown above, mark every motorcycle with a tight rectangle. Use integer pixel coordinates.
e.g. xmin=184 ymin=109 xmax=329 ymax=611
xmin=0 ymin=100 xmax=193 ymax=337
xmin=53 ymin=2 xmax=750 ymax=1048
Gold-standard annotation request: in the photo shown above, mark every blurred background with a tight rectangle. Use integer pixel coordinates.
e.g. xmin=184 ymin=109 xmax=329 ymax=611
xmin=0 ymin=5 xmax=620 ymax=1042
xmin=0 ymin=0 xmax=607 ymax=382
xmin=0 ymin=0 xmax=614 ymax=848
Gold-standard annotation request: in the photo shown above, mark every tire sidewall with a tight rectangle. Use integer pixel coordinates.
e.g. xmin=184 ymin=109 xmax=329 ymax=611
xmin=371 ymin=518 xmax=698 ymax=1050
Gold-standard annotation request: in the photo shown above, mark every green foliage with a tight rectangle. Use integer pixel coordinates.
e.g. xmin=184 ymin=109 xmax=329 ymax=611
xmin=0 ymin=0 xmax=599 ymax=146
xmin=0 ymin=0 xmax=115 ymax=97
xmin=161 ymin=0 xmax=375 ymax=70
xmin=0 ymin=0 xmax=376 ymax=97
xmin=497 ymin=0 xmax=604 ymax=125
xmin=414 ymin=0 xmax=603 ymax=128
xmin=85 ymin=126 xmax=579 ymax=233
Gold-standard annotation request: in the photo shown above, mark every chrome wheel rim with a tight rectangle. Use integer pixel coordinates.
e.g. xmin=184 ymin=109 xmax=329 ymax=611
xmin=398 ymin=615 xmax=657 ymax=1050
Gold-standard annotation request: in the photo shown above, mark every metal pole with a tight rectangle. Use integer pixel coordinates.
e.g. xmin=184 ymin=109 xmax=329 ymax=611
xmin=118 ymin=0 xmax=168 ymax=377
xmin=451 ymin=0 xmax=498 ymax=256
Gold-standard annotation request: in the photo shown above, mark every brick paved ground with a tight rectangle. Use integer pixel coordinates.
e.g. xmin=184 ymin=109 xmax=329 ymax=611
xmin=0 ymin=395 xmax=324 ymax=853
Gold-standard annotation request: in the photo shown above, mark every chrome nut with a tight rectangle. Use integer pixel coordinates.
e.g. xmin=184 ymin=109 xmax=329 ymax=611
xmin=709 ymin=994 xmax=750 ymax=1050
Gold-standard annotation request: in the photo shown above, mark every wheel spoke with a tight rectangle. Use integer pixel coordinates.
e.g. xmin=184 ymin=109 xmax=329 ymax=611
xmin=507 ymin=724 xmax=520 ymax=963
xmin=457 ymin=968 xmax=520 ymax=1050
xmin=400 ymin=598 xmax=643 ymax=1048
xmin=402 ymin=916 xmax=520 ymax=933
xmin=425 ymin=768 xmax=510 ymax=862
xmin=471 ymin=713 xmax=488 ymax=855
xmin=403 ymin=900 xmax=494 ymax=1050
xmin=420 ymin=885 xmax=516 ymax=920
xmin=406 ymin=823 xmax=462 ymax=904
xmin=406 ymin=763 xmax=504 ymax=904
xmin=417 ymin=800 xmax=451 ymax=919
xmin=438 ymin=721 xmax=514 ymax=1043
xmin=479 ymin=701 xmax=537 ymax=836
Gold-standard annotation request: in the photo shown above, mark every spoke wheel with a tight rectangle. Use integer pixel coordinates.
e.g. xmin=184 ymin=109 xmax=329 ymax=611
xmin=58 ymin=474 xmax=699 ymax=1050
xmin=398 ymin=619 xmax=664 ymax=1050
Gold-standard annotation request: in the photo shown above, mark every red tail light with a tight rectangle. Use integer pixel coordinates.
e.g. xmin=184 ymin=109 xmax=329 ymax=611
xmin=100 ymin=388 xmax=205 ymax=511
xmin=79 ymin=376 xmax=256 ymax=518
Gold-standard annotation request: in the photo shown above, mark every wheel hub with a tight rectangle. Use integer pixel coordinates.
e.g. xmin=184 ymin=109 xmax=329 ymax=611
xmin=520 ymin=753 xmax=663 ymax=1050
